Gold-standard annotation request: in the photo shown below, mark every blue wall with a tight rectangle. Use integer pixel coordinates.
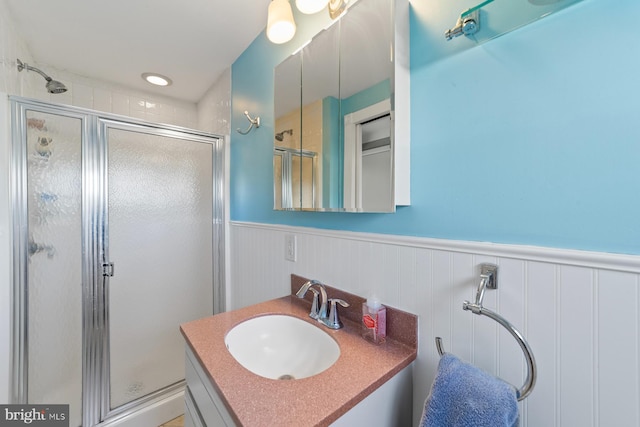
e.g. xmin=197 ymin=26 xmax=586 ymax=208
xmin=231 ymin=0 xmax=640 ymax=255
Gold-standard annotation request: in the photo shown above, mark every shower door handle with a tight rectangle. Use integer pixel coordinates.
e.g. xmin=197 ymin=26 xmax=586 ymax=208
xmin=102 ymin=262 xmax=114 ymax=277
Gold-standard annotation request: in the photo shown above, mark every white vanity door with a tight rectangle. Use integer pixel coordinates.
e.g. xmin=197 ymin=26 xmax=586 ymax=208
xmin=185 ymin=347 xmax=236 ymax=427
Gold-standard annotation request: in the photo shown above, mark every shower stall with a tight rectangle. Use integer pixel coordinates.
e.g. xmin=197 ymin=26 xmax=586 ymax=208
xmin=10 ymin=96 xmax=225 ymax=427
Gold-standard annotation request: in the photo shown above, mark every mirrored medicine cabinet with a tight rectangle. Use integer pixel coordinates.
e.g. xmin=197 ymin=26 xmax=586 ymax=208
xmin=272 ymin=0 xmax=584 ymax=213
xmin=273 ymin=0 xmax=410 ymax=213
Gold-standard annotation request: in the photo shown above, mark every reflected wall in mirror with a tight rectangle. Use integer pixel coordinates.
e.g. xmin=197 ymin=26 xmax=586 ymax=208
xmin=274 ymin=0 xmax=410 ymax=212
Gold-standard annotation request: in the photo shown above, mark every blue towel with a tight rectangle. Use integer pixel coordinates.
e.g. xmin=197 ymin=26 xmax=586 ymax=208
xmin=420 ymin=353 xmax=519 ymax=427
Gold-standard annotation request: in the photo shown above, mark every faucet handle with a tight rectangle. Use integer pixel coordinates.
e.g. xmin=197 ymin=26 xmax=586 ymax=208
xmin=308 ymin=287 xmax=320 ymax=319
xmin=324 ymin=298 xmax=350 ymax=330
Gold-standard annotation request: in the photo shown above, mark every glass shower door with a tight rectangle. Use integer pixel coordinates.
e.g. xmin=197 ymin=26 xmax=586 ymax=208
xmin=13 ymin=97 xmax=222 ymax=427
xmin=103 ymin=123 xmax=214 ymax=415
xmin=19 ymin=108 xmax=84 ymax=427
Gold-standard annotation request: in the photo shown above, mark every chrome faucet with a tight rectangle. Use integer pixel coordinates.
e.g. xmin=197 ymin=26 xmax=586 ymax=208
xmin=296 ymin=280 xmax=328 ymax=320
xmin=295 ymin=280 xmax=349 ymax=329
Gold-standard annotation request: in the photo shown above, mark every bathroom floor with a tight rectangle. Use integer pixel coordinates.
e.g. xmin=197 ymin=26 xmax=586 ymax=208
xmin=159 ymin=415 xmax=183 ymax=427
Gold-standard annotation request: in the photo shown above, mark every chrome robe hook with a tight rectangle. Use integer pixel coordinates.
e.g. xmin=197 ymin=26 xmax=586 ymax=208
xmin=236 ymin=110 xmax=260 ymax=135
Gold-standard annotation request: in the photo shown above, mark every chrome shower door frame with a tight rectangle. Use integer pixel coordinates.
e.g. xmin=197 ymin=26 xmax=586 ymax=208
xmin=10 ymin=96 xmax=225 ymax=427
xmin=11 ymin=99 xmax=94 ymax=425
xmin=274 ymin=146 xmax=317 ymax=209
xmin=95 ymin=117 xmax=222 ymax=424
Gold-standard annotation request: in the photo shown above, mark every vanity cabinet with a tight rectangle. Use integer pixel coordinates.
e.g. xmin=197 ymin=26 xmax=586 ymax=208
xmin=327 ymin=365 xmax=413 ymax=426
xmin=184 ymin=347 xmax=235 ymax=427
xmin=180 ymin=292 xmax=417 ymax=426
xmin=184 ymin=345 xmax=413 ymax=427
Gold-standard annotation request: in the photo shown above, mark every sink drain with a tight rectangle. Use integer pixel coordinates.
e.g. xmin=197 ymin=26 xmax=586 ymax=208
xmin=278 ymin=374 xmax=295 ymax=380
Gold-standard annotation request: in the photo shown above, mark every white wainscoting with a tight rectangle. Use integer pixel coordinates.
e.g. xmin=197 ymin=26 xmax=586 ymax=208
xmin=230 ymin=221 xmax=640 ymax=427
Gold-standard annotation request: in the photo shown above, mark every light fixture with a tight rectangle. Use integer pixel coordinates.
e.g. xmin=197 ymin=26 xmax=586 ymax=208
xmin=266 ymin=0 xmax=348 ymax=44
xmin=267 ymin=0 xmax=297 ymax=44
xmin=328 ymin=0 xmax=348 ymax=19
xmin=141 ymin=72 xmax=173 ymax=87
xmin=296 ymin=0 xmax=329 ymax=14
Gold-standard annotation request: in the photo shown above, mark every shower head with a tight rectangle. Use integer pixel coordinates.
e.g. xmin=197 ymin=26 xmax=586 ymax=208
xmin=17 ymin=59 xmax=68 ymax=94
xmin=45 ymin=79 xmax=67 ymax=94
xmin=275 ymin=129 xmax=294 ymax=141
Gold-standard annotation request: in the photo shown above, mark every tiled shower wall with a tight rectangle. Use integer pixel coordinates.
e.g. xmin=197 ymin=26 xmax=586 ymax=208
xmin=231 ymin=221 xmax=640 ymax=427
xmin=0 ymin=0 xmax=198 ymax=129
xmin=0 ymin=0 xmax=35 ymax=95
xmin=197 ymin=66 xmax=231 ymax=136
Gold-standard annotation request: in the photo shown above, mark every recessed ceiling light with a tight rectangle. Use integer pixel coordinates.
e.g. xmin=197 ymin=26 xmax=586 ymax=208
xmin=141 ymin=72 xmax=173 ymax=87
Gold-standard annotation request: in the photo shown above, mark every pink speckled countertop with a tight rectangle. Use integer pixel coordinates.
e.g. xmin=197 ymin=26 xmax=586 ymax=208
xmin=180 ymin=290 xmax=417 ymax=427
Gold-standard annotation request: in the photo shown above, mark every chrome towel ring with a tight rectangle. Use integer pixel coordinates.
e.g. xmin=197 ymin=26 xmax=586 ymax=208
xmin=435 ymin=264 xmax=537 ymax=401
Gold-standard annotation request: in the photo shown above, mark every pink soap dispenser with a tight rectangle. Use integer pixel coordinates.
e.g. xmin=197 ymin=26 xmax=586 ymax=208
xmin=362 ymin=296 xmax=386 ymax=344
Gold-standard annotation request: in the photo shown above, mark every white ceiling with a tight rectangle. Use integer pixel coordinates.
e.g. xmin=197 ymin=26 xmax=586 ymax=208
xmin=5 ymin=0 xmax=272 ymax=102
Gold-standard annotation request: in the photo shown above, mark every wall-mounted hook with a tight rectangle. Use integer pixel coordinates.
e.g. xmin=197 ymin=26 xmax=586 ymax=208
xmin=236 ymin=110 xmax=261 ymax=135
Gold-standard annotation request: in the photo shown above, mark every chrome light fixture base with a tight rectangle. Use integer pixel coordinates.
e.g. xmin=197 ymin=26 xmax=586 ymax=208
xmin=328 ymin=0 xmax=348 ymax=19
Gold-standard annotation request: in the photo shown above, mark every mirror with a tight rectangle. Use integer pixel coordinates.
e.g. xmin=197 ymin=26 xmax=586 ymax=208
xmin=340 ymin=0 xmax=393 ymax=211
xmin=274 ymin=0 xmax=409 ymax=212
xmin=274 ymin=51 xmax=302 ymax=210
xmin=301 ymin=23 xmax=340 ymax=210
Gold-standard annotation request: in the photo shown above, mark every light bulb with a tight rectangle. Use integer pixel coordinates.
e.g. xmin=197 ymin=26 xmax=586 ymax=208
xmin=296 ymin=0 xmax=329 ymax=14
xmin=141 ymin=73 xmax=172 ymax=86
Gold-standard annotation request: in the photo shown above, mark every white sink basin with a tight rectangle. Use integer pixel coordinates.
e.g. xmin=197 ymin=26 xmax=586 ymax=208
xmin=224 ymin=314 xmax=340 ymax=380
